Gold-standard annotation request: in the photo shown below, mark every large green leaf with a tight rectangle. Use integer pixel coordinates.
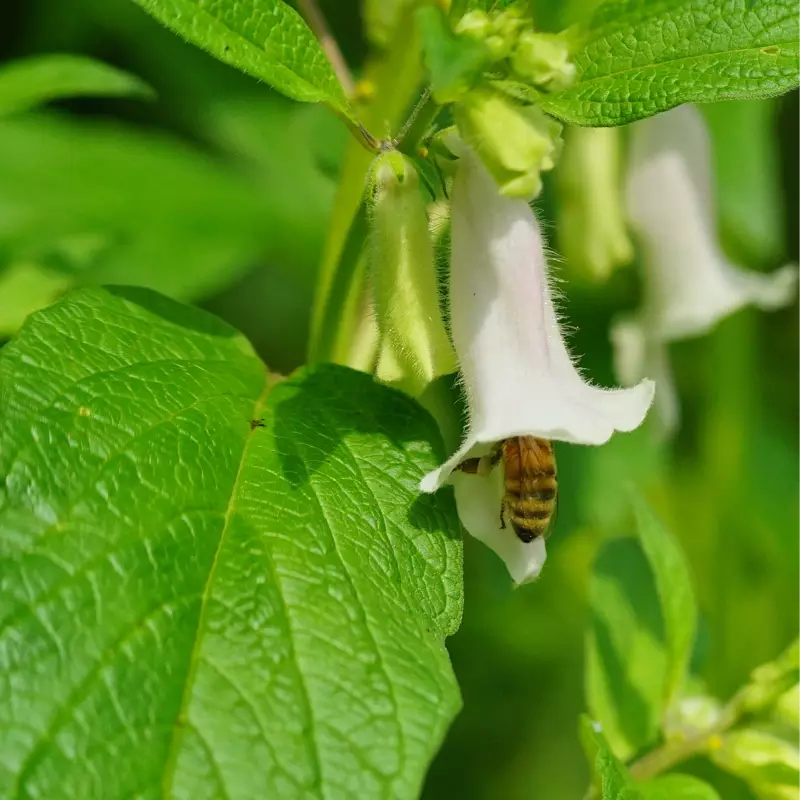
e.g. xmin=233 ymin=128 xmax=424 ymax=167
xmin=631 ymin=495 xmax=697 ymax=711
xmin=128 ymin=0 xmax=355 ymax=120
xmin=0 ymin=287 xmax=463 ymax=799
xmin=0 ymin=54 xmax=153 ymax=117
xmin=539 ymin=0 xmax=800 ymax=126
xmin=585 ymin=537 xmax=667 ymax=760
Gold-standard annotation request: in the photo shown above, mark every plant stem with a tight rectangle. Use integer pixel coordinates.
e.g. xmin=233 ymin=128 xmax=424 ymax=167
xmin=297 ymin=0 xmax=355 ymax=98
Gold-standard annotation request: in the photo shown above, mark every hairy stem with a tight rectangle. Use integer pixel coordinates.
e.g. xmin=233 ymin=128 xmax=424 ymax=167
xmin=297 ymin=0 xmax=355 ymax=97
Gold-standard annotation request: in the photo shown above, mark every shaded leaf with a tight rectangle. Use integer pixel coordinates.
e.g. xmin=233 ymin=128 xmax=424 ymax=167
xmin=0 ymin=54 xmax=153 ymax=117
xmin=0 ymin=110 xmax=330 ymax=334
xmin=416 ymin=5 xmax=489 ymax=103
xmin=0 ymin=287 xmax=463 ymax=799
xmin=539 ymin=0 xmax=800 ymax=126
xmin=586 ymin=538 xmax=667 ymax=759
xmin=701 ymin=99 xmax=786 ymax=266
xmin=631 ymin=495 xmax=697 ymax=711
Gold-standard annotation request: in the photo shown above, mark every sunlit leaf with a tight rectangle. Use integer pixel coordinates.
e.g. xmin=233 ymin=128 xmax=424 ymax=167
xmin=711 ymin=728 xmax=800 ymax=798
xmin=0 ymin=286 xmax=463 ymax=799
xmin=639 ymin=774 xmax=722 ymax=799
xmin=539 ymin=0 xmax=800 ymax=125
xmin=129 ymin=0 xmax=355 ymax=120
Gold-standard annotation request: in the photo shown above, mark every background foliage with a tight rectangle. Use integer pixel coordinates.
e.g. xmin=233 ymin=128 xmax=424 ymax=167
xmin=0 ymin=0 xmax=797 ymax=798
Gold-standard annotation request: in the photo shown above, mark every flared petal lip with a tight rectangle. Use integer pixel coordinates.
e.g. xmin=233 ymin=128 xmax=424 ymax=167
xmin=655 ymin=262 xmax=799 ymax=342
xmin=420 ymin=373 xmax=655 ymax=493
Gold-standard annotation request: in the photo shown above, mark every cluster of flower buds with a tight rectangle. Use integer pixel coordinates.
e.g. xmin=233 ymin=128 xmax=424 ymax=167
xmin=455 ymin=9 xmax=575 ymax=90
xmin=430 ymin=7 xmax=575 ymax=200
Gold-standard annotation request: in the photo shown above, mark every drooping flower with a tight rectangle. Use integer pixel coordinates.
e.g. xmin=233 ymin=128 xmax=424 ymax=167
xmin=611 ymin=104 xmax=797 ymax=433
xmin=420 ymin=142 xmax=655 ymax=584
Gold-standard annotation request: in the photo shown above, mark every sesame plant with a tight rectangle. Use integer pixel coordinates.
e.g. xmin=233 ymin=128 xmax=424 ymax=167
xmin=0 ymin=1 xmax=798 ymax=799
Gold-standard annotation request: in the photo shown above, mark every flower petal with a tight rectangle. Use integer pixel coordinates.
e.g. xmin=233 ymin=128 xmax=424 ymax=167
xmin=421 ymin=148 xmax=653 ymax=495
xmin=627 ymin=105 xmax=798 ymax=341
xmin=451 ymin=466 xmax=547 ymax=585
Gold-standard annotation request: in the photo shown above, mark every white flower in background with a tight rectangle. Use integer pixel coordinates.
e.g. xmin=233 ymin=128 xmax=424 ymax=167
xmin=612 ymin=104 xmax=797 ymax=432
xmin=420 ymin=143 xmax=654 ymax=585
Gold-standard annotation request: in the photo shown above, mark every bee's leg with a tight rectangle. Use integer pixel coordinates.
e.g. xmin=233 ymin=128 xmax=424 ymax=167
xmin=499 ymin=499 xmax=506 ymax=530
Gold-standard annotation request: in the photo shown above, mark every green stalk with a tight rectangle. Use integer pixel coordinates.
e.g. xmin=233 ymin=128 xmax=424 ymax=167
xmin=309 ymin=11 xmax=424 ymax=365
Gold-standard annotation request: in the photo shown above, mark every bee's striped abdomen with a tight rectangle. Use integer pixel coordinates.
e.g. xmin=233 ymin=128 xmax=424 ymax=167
xmin=503 ymin=437 xmax=557 ymax=543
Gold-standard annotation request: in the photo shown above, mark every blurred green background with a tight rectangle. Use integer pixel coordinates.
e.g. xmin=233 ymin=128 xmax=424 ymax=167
xmin=1 ymin=1 xmax=797 ymax=798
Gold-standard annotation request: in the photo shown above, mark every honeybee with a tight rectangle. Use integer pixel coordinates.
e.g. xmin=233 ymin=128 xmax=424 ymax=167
xmin=455 ymin=437 xmax=557 ymax=543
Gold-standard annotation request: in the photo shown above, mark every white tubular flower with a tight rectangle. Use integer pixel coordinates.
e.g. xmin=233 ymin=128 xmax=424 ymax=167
xmin=612 ymin=104 xmax=797 ymax=434
xmin=420 ymin=145 xmax=655 ymax=585
xmin=626 ymin=104 xmax=797 ymax=341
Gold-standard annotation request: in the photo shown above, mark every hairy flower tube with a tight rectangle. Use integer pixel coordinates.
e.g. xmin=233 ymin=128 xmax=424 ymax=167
xmin=420 ymin=144 xmax=655 ymax=584
xmin=611 ymin=105 xmax=797 ymax=433
xmin=369 ymin=152 xmax=457 ymax=397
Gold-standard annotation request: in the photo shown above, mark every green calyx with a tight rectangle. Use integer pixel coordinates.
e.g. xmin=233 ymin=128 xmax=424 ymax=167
xmin=557 ymin=126 xmax=634 ymax=281
xmin=512 ymin=31 xmax=575 ymax=91
xmin=368 ymin=151 xmax=457 ymax=396
xmin=455 ymin=88 xmax=562 ymax=199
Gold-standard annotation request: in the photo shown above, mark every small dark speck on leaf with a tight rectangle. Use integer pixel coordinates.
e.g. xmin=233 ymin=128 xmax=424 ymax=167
xmin=761 ymin=45 xmax=780 ymax=55
xmin=250 ymin=418 xmax=266 ymax=430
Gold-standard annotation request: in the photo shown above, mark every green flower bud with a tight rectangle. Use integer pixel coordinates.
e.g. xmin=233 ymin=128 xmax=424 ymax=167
xmin=512 ymin=31 xmax=576 ymax=90
xmin=369 ymin=152 xmax=457 ymax=396
xmin=454 ymin=10 xmax=490 ymax=39
xmin=557 ymin=126 xmax=634 ymax=281
xmin=455 ymin=89 xmax=562 ymax=199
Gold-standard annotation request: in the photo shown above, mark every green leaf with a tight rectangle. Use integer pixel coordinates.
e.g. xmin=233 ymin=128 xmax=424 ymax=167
xmin=710 ymin=729 xmax=800 ymax=793
xmin=739 ymin=639 xmax=800 ymax=714
xmin=128 ymin=0 xmax=355 ymax=120
xmin=586 ymin=537 xmax=667 ymax=759
xmin=639 ymin=774 xmax=722 ymax=799
xmin=631 ymin=495 xmax=697 ymax=711
xmin=701 ymin=99 xmax=786 ymax=266
xmin=0 ymin=287 xmax=463 ymax=798
xmin=0 ymin=54 xmax=153 ymax=117
xmin=0 ymin=110 xmax=329 ymax=334
xmin=539 ymin=0 xmax=800 ymax=126
xmin=579 ymin=715 xmax=643 ymax=800
xmin=416 ymin=5 xmax=489 ymax=103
